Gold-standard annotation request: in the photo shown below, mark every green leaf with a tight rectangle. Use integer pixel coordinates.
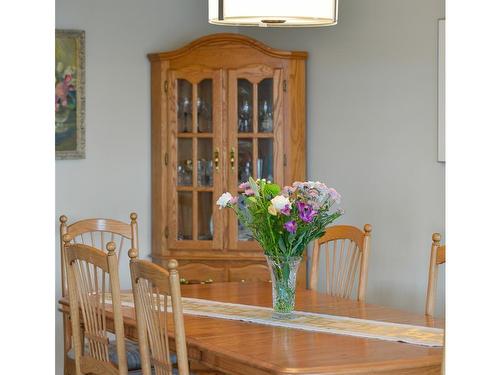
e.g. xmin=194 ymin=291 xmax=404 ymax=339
xmin=248 ymin=177 xmax=260 ymax=197
xmin=263 ymin=183 xmax=280 ymax=197
xmin=291 ymin=231 xmax=307 ymax=254
xmin=247 ymin=196 xmax=257 ymax=204
xmin=278 ymin=237 xmax=288 ymax=254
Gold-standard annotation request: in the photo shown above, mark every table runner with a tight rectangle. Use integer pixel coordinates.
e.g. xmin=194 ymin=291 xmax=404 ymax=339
xmin=109 ymin=293 xmax=443 ymax=347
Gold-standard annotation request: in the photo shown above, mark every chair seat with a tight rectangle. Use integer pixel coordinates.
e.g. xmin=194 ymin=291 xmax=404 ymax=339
xmin=68 ymin=339 xmax=142 ymax=371
xmin=68 ymin=340 xmax=181 ymax=372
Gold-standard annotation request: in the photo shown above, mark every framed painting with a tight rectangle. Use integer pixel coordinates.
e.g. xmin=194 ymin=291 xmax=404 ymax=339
xmin=55 ymin=30 xmax=86 ymax=159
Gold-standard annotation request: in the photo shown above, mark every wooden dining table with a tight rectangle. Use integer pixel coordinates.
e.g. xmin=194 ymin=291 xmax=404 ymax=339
xmin=59 ymin=281 xmax=443 ymax=375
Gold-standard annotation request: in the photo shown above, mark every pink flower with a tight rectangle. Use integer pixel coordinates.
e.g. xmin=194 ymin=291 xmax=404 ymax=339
xmin=244 ymin=188 xmax=254 ymax=196
xmin=281 ymin=186 xmax=296 ymax=197
xmin=309 ymin=190 xmax=319 ymax=198
xmin=280 ymin=204 xmax=291 ymax=216
xmin=329 ymin=188 xmax=341 ymax=202
xmin=230 ymin=196 xmax=238 ymax=205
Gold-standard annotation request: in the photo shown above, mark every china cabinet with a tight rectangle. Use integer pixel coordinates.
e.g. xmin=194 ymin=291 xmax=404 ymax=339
xmin=149 ymin=33 xmax=307 ymax=286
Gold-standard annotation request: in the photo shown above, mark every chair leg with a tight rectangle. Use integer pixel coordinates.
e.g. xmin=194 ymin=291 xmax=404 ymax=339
xmin=64 ymin=356 xmax=76 ymax=375
xmin=62 ymin=312 xmax=85 ymax=375
xmin=63 ymin=313 xmax=76 ymax=375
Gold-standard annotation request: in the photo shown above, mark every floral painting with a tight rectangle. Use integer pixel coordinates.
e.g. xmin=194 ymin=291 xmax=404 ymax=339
xmin=55 ymin=30 xmax=85 ymax=159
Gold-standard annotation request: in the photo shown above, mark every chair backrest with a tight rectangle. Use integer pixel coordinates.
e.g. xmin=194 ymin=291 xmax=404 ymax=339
xmin=129 ymin=249 xmax=189 ymax=375
xmin=59 ymin=213 xmax=138 ymax=297
xmin=425 ymin=233 xmax=446 ymax=316
xmin=64 ymin=238 xmax=128 ymax=375
xmin=310 ymin=224 xmax=372 ymax=301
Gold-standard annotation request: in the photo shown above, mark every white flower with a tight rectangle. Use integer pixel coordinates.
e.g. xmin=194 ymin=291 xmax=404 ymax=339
xmin=270 ymin=195 xmax=290 ymax=211
xmin=216 ymin=192 xmax=233 ymax=209
xmin=63 ymin=66 xmax=74 ymax=77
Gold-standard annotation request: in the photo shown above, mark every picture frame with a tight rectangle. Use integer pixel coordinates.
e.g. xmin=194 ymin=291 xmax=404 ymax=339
xmin=55 ymin=29 xmax=86 ymax=159
xmin=438 ymin=19 xmax=445 ymax=162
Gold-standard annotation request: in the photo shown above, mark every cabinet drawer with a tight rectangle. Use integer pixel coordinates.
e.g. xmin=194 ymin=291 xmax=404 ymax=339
xmin=229 ymin=264 xmax=271 ymax=283
xmin=177 ymin=262 xmax=226 ymax=284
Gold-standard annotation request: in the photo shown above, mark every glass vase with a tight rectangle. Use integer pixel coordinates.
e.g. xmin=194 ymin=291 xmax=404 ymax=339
xmin=265 ymin=255 xmax=302 ymax=319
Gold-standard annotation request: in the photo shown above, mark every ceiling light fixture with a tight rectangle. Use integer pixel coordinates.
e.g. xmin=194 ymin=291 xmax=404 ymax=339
xmin=208 ymin=0 xmax=338 ymax=28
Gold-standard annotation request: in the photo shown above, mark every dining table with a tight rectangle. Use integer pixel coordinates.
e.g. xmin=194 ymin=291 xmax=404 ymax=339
xmin=59 ymin=281 xmax=444 ymax=375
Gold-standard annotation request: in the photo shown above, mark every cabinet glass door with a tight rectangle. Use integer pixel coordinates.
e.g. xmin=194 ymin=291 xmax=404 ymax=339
xmin=168 ymin=70 xmax=222 ymax=250
xmin=228 ymin=66 xmax=284 ymax=250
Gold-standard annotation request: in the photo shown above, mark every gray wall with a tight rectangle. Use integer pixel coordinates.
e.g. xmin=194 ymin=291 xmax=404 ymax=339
xmin=56 ymin=0 xmax=444 ymax=372
xmin=241 ymin=0 xmax=445 ymax=314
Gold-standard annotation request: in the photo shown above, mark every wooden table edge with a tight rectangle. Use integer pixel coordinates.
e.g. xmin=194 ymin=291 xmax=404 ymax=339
xmin=181 ymin=338 xmax=443 ymax=375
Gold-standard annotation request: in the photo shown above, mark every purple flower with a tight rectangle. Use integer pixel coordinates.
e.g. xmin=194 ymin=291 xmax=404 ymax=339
xmin=284 ymin=220 xmax=297 ymax=234
xmin=280 ymin=204 xmax=291 ymax=216
xmin=297 ymin=201 xmax=318 ymax=223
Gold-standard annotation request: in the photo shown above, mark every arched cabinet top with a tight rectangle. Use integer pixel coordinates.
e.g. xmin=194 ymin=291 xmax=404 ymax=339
xmin=148 ymin=33 xmax=308 ymax=62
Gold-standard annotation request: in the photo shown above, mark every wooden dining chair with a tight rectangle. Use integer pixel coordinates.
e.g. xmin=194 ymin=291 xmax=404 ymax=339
xmin=310 ymin=224 xmax=372 ymax=301
xmin=64 ymin=239 xmax=132 ymax=375
xmin=425 ymin=233 xmax=446 ymax=316
xmin=128 ymin=249 xmax=190 ymax=375
xmin=59 ymin=213 xmax=138 ymax=375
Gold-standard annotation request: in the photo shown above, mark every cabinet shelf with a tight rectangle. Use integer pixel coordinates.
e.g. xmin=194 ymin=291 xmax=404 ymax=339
xmin=176 ymin=186 xmax=213 ymax=192
xmin=177 ymin=133 xmax=213 ymax=138
xmin=237 ymin=133 xmax=275 ymax=138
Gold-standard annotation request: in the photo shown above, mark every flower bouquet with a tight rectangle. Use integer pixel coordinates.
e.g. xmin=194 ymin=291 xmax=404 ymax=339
xmin=217 ymin=178 xmax=343 ymax=317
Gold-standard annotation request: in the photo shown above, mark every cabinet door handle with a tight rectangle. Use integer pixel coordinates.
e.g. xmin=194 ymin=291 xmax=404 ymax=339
xmin=230 ymin=148 xmax=235 ymax=170
xmin=214 ymin=148 xmax=220 ymax=171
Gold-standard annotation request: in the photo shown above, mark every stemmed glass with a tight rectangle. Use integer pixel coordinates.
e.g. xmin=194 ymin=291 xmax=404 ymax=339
xmin=239 ymin=99 xmax=251 ymax=132
xmin=259 ymin=100 xmax=273 ymax=132
xmin=180 ymin=96 xmax=191 ymax=132
xmin=197 ymin=97 xmax=211 ymax=132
